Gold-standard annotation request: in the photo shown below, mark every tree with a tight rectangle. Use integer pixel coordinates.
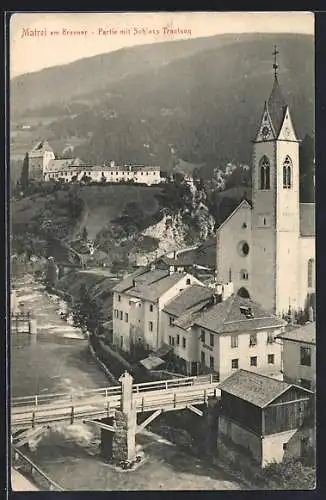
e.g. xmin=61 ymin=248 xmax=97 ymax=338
xmin=20 ymin=152 xmax=29 ymax=190
xmin=72 ymin=283 xmax=102 ymax=332
xmin=82 ymin=226 xmax=88 ymax=242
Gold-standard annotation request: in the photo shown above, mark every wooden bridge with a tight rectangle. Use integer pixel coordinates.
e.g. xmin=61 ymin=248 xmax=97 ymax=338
xmin=12 ymin=374 xmax=220 ymax=433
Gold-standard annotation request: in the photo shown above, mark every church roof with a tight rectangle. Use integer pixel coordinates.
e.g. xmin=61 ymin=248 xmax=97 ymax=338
xmin=300 ymin=203 xmax=315 ymax=237
xmin=267 ymin=77 xmax=287 ymax=136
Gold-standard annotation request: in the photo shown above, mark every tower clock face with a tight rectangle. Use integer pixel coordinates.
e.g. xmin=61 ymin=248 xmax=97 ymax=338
xmin=284 ymin=126 xmax=291 ymax=138
xmin=262 ymin=126 xmax=270 ymax=139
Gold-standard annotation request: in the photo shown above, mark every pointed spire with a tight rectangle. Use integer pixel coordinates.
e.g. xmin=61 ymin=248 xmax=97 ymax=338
xmin=267 ymin=45 xmax=287 ymax=136
xmin=272 ymin=44 xmax=279 ymax=80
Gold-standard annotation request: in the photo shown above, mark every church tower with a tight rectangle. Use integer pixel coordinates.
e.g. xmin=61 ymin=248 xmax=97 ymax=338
xmin=251 ymin=46 xmax=300 ymax=315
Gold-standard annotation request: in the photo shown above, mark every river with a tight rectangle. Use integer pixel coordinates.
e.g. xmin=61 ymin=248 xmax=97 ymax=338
xmin=11 ymin=275 xmax=242 ymax=491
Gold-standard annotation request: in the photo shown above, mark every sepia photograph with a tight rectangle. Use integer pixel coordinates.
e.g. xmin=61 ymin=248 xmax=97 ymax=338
xmin=9 ymin=11 xmax=315 ymax=491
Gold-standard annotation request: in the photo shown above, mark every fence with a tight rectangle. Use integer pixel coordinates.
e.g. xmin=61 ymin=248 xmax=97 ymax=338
xmin=12 ymin=447 xmax=65 ymax=491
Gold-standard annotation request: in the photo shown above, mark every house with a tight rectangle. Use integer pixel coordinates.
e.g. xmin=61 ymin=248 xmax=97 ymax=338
xmin=112 ymin=268 xmax=203 ymax=353
xmin=277 ymin=322 xmax=316 ymax=391
xmin=194 ymin=294 xmax=286 ymax=381
xmin=218 ymin=369 xmax=314 ymax=467
xmin=162 ymin=285 xmax=285 ymax=379
xmin=215 ymin=61 xmax=315 ymax=316
xmin=161 ymin=284 xmax=215 ymax=375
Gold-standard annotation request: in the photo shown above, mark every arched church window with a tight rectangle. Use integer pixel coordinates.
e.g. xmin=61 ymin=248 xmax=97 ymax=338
xmin=259 ymin=156 xmax=270 ymax=190
xmin=308 ymin=258 xmax=315 ymax=288
xmin=283 ymin=156 xmax=292 ymax=189
xmin=240 ymin=269 xmax=249 ymax=280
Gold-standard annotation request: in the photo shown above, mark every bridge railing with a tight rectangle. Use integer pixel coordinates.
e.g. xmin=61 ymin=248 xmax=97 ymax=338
xmin=12 ymin=447 xmax=65 ymax=491
xmin=11 ymin=385 xmax=122 ymax=409
xmin=11 ymin=374 xmax=219 ymax=410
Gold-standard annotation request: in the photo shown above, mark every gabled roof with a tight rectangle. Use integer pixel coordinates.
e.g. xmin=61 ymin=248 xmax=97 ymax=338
xmin=300 ymin=203 xmax=315 ymax=237
xmin=130 ymin=272 xmax=187 ymax=302
xmin=194 ymin=294 xmax=285 ymax=334
xmin=216 ymin=199 xmax=252 ymax=233
xmin=219 ymin=369 xmax=311 ymax=408
xmin=277 ymin=322 xmax=315 ymax=345
xmin=163 ymin=284 xmax=213 ymax=317
xmin=112 ymin=267 xmax=151 ymax=293
xmin=112 ymin=268 xmax=192 ymax=302
xmin=267 ymin=77 xmax=287 ymax=137
xmin=30 ymin=140 xmax=54 ymax=155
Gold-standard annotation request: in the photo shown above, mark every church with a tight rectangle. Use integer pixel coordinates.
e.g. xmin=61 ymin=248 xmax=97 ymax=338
xmin=216 ymin=49 xmax=315 ymax=317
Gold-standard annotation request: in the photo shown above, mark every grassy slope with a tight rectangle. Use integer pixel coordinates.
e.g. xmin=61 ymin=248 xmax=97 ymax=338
xmin=78 ymin=185 xmax=161 ymax=239
xmin=12 ymin=185 xmax=161 ymax=233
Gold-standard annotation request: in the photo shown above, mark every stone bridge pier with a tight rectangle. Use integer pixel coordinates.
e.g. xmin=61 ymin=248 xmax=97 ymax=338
xmin=100 ymin=372 xmax=137 ymax=464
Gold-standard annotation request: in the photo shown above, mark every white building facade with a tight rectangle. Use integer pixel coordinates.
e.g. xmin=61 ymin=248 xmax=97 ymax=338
xmin=112 ymin=269 xmax=203 ymax=353
xmin=28 ymin=148 xmax=162 ymax=186
xmin=277 ymin=322 xmax=316 ymax=391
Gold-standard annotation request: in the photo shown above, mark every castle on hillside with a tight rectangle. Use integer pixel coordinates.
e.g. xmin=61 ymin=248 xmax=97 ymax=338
xmin=27 ymin=142 xmax=162 ymax=186
xmin=216 ymin=48 xmax=315 ymax=317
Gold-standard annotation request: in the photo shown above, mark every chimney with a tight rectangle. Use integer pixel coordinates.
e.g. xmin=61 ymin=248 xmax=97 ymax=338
xmin=214 ymin=282 xmax=234 ymax=302
xmin=173 ymin=250 xmax=177 ymax=260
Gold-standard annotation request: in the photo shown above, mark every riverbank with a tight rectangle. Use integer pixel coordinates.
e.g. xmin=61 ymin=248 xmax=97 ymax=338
xmin=11 ymin=468 xmax=39 ymax=491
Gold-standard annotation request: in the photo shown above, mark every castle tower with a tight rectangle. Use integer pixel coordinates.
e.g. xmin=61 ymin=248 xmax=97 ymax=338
xmin=251 ymin=46 xmax=300 ymax=315
xmin=28 ymin=141 xmax=55 ymax=182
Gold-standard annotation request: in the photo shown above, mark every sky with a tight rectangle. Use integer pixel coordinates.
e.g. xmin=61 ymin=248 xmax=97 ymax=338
xmin=10 ymin=12 xmax=314 ymax=77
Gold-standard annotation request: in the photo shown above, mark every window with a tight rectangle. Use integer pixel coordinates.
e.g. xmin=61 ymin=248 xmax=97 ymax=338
xmin=267 ymin=332 xmax=274 ymax=344
xmin=149 ymin=304 xmax=153 ymax=312
xmin=168 ymin=335 xmax=172 ymax=345
xmin=176 ymin=334 xmax=180 ymax=345
xmin=182 ymin=337 xmax=186 ymax=349
xmin=229 ymin=268 xmax=232 ymax=282
xmin=210 ymin=333 xmax=214 ymax=347
xmin=231 ymin=335 xmax=238 ymax=348
xmin=242 ymin=222 xmax=247 ymax=229
xmin=125 ymin=313 xmax=128 ymax=323
xmin=259 ymin=156 xmax=271 ymax=190
xmin=120 ymin=336 xmax=123 ymax=349
xmin=238 ymin=241 xmax=250 ymax=257
xmin=300 ymin=346 xmax=311 ymax=366
xmin=114 ymin=309 xmax=118 ymax=318
xmin=300 ymin=378 xmax=311 ymax=390
xmin=201 ymin=329 xmax=205 ymax=343
xmin=250 ymin=356 xmax=257 ymax=367
xmin=283 ymin=156 xmax=292 ymax=189
xmin=231 ymin=359 xmax=239 ymax=369
xmin=119 ymin=311 xmax=123 ymax=320
xmin=240 ymin=269 xmax=249 ymax=280
xmin=149 ymin=321 xmax=153 ymax=332
xmin=210 ymin=356 xmax=214 ymax=370
xmin=283 ymin=443 xmax=287 ymax=451
xmin=268 ymin=354 xmax=275 ymax=364
xmin=118 ymin=295 xmax=121 ymax=302
xmin=308 ymin=259 xmax=315 ymax=288
xmin=172 ymin=337 xmax=175 ymax=346
xmin=186 ymin=278 xmax=191 ymax=285
xmin=169 ymin=316 xmax=174 ymax=326
xmin=201 ymin=351 xmax=205 ymax=365
xmin=249 ymin=333 xmax=257 ymax=346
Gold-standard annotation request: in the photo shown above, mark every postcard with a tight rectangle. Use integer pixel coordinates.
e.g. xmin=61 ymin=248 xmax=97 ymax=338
xmin=9 ymin=11 xmax=315 ymax=492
